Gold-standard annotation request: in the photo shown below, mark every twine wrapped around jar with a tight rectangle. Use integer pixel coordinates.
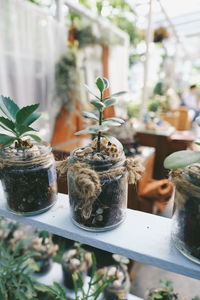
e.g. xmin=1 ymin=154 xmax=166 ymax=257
xmin=56 ymin=157 xmax=144 ymax=220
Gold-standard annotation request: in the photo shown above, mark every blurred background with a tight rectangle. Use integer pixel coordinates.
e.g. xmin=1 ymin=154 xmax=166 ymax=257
xmin=0 ymin=0 xmax=200 ymax=298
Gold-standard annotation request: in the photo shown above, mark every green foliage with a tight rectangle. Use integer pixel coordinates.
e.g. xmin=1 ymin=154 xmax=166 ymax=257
xmin=147 ymin=279 xmax=177 ymax=300
xmin=73 ymin=253 xmax=115 ymax=300
xmin=164 ymin=150 xmax=200 ymax=169
xmin=126 ymin=102 xmax=140 ymax=119
xmin=76 ymin=77 xmax=126 ymax=152
xmin=0 ymin=95 xmax=41 ymax=147
xmin=55 ymin=51 xmax=80 ymax=111
xmin=0 ymin=241 xmax=66 ymax=300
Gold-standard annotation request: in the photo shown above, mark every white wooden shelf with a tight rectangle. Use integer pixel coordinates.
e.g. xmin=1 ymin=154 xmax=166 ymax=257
xmin=0 ymin=189 xmax=199 ymax=281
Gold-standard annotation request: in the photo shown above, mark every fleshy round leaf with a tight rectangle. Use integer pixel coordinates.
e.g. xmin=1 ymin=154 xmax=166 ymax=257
xmin=95 ymin=77 xmax=105 ymax=93
xmin=75 ymin=125 xmax=108 ymax=135
xmin=0 ymin=95 xmax=20 ymax=121
xmin=82 ymin=111 xmax=98 ymax=121
xmin=16 ymin=104 xmax=39 ymax=125
xmin=103 ymin=120 xmax=121 ymax=127
xmin=104 ymin=117 xmax=125 ymax=124
xmin=102 ymin=77 xmax=109 ymax=89
xmin=110 ymin=91 xmax=127 ymax=97
xmin=104 ymin=98 xmax=117 ymax=108
xmin=90 ymin=100 xmax=105 ymax=111
xmin=164 ymin=150 xmax=200 ymax=169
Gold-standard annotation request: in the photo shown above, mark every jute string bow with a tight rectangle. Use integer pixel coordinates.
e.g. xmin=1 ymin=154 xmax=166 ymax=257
xmin=57 ymin=157 xmax=144 ymax=220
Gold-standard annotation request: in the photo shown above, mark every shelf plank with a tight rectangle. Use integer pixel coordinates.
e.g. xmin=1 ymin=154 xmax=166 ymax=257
xmin=0 ymin=189 xmax=199 ymax=280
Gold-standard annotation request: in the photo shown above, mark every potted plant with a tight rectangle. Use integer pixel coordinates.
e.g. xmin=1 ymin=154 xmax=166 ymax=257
xmin=28 ymin=231 xmax=58 ymax=274
xmin=97 ymin=254 xmax=130 ymax=300
xmin=67 ymin=77 xmax=144 ymax=231
xmin=61 ymin=242 xmax=92 ymax=290
xmin=0 ymin=241 xmax=66 ymax=300
xmin=164 ymin=121 xmax=200 ymax=264
xmin=70 ymin=251 xmax=116 ymax=300
xmin=0 ymin=96 xmax=57 ymax=215
xmin=145 ymin=280 xmax=178 ymax=300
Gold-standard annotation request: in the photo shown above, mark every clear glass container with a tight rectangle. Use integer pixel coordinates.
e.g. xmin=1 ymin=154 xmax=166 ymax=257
xmin=68 ymin=149 xmax=128 ymax=232
xmin=0 ymin=142 xmax=57 ymax=216
xmin=172 ymin=164 xmax=200 ymax=264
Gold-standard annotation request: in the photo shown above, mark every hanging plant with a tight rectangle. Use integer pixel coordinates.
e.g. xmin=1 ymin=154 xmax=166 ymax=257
xmin=55 ymin=50 xmax=80 ymax=111
xmin=154 ymin=27 xmax=169 ymax=43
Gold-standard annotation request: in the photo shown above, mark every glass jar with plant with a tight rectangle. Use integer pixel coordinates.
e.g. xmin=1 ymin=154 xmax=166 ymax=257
xmin=67 ymin=77 xmax=144 ymax=231
xmin=28 ymin=230 xmax=58 ymax=274
xmin=145 ymin=279 xmax=178 ymax=300
xmin=0 ymin=96 xmax=57 ymax=215
xmin=97 ymin=254 xmax=130 ymax=300
xmin=61 ymin=242 xmax=92 ymax=291
xmin=164 ymin=122 xmax=200 ymax=264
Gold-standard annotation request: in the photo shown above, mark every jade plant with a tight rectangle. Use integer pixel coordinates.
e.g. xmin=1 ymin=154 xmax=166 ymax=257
xmin=0 ymin=95 xmax=41 ymax=148
xmin=164 ymin=118 xmax=200 ymax=169
xmin=76 ymin=77 xmax=126 ymax=152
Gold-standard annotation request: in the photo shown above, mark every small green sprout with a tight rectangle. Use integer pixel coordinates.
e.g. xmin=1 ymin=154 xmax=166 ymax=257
xmin=75 ymin=77 xmax=126 ymax=152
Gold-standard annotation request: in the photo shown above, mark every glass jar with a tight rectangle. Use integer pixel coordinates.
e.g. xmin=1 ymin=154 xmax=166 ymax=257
xmin=61 ymin=252 xmax=88 ymax=290
xmin=171 ymin=164 xmax=200 ymax=264
xmin=67 ymin=149 xmax=128 ymax=232
xmin=103 ymin=267 xmax=130 ymax=300
xmin=0 ymin=142 xmax=57 ymax=216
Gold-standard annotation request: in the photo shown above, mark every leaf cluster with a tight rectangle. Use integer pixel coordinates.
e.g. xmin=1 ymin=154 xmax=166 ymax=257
xmin=0 ymin=95 xmax=41 ymax=147
xmin=76 ymin=77 xmax=126 ymax=137
xmin=0 ymin=241 xmax=66 ymax=300
xmin=148 ymin=280 xmax=177 ymax=300
xmin=73 ymin=253 xmax=116 ymax=300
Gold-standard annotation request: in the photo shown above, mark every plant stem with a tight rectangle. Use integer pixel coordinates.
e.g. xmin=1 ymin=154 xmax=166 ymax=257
xmin=97 ymin=91 xmax=103 ymax=152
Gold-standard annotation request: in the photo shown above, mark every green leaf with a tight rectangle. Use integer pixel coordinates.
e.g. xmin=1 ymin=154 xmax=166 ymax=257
xmin=164 ymin=150 xmax=200 ymax=169
xmin=84 ymin=84 xmax=100 ymax=100
xmin=103 ymin=117 xmax=124 ymax=124
xmin=104 ymin=98 xmax=117 ymax=108
xmin=16 ymin=104 xmax=39 ymax=125
xmin=95 ymin=77 xmax=105 ymax=92
xmin=103 ymin=120 xmax=121 ymax=127
xmin=0 ymin=95 xmax=20 ymax=121
xmin=23 ymin=112 xmax=41 ymax=126
xmin=102 ymin=77 xmax=109 ymax=89
xmin=110 ymin=91 xmax=127 ymax=97
xmin=16 ymin=125 xmax=37 ymax=135
xmin=195 ymin=142 xmax=200 ymax=146
xmin=90 ymin=100 xmax=105 ymax=111
xmin=82 ymin=111 xmax=98 ymax=121
xmin=75 ymin=125 xmax=108 ymax=135
xmin=0 ymin=134 xmax=15 ymax=145
xmin=22 ymin=134 xmax=41 ymax=142
xmin=0 ymin=117 xmax=15 ymax=132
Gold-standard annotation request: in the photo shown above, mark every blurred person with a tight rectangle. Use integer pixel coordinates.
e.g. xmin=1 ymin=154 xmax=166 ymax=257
xmin=182 ymin=84 xmax=200 ymax=120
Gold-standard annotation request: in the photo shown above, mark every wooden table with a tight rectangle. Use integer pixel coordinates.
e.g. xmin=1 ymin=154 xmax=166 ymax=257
xmin=135 ymin=129 xmax=195 ymax=179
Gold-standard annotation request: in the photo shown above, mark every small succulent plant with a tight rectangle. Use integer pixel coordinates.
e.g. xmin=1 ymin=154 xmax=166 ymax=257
xmin=76 ymin=77 xmax=126 ymax=152
xmin=0 ymin=95 xmax=41 ymax=148
xmin=147 ymin=279 xmax=178 ymax=300
xmin=164 ymin=118 xmax=200 ymax=169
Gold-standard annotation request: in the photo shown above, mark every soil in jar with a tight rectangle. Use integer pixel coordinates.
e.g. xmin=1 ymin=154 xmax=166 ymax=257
xmin=0 ymin=143 xmax=57 ymax=215
xmin=68 ymin=171 xmax=127 ymax=229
